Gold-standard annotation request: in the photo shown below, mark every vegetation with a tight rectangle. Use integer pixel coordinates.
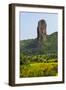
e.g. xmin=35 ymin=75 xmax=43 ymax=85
xmin=20 ymin=63 xmax=58 ymax=77
xmin=20 ymin=54 xmax=58 ymax=77
xmin=20 ymin=54 xmax=57 ymax=65
xmin=20 ymin=32 xmax=58 ymax=55
xmin=20 ymin=32 xmax=58 ymax=77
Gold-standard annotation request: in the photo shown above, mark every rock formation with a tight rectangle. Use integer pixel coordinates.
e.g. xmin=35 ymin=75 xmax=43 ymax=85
xmin=37 ymin=19 xmax=47 ymax=41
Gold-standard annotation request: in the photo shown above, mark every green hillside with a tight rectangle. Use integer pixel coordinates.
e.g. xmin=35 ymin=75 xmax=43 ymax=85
xmin=20 ymin=32 xmax=58 ymax=77
xmin=20 ymin=32 xmax=58 ymax=56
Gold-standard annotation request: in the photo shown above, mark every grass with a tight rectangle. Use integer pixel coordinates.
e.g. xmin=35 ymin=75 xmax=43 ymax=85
xmin=20 ymin=62 xmax=58 ymax=77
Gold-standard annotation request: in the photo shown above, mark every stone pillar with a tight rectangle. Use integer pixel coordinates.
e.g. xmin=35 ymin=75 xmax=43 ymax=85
xmin=37 ymin=19 xmax=47 ymax=42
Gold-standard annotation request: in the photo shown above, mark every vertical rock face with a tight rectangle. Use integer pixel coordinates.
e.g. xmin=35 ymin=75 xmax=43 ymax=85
xmin=37 ymin=19 xmax=47 ymax=41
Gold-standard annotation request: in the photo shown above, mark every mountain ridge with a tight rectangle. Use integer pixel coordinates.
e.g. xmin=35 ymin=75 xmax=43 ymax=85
xmin=20 ymin=32 xmax=58 ymax=56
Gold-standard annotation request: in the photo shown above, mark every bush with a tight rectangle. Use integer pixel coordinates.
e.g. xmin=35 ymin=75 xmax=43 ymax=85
xmin=20 ymin=54 xmax=30 ymax=65
xmin=20 ymin=53 xmax=57 ymax=65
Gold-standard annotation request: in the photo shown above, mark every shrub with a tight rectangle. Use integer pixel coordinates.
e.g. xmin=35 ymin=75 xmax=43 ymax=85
xmin=20 ymin=53 xmax=57 ymax=65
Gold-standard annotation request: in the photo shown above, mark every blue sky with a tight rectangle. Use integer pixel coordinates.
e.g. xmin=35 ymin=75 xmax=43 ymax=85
xmin=19 ymin=12 xmax=58 ymax=40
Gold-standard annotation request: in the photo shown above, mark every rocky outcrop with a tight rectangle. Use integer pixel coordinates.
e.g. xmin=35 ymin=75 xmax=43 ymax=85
xmin=37 ymin=19 xmax=47 ymax=41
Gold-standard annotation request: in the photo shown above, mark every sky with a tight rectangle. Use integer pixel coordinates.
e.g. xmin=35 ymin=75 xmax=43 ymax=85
xmin=19 ymin=12 xmax=58 ymax=40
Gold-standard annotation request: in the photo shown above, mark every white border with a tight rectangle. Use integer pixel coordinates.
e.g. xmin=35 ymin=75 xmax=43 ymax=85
xmin=15 ymin=6 xmax=63 ymax=84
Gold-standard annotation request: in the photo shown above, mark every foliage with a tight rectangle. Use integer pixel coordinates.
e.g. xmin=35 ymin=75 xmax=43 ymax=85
xmin=20 ymin=54 xmax=58 ymax=77
xmin=20 ymin=32 xmax=58 ymax=77
xmin=20 ymin=32 xmax=58 ymax=55
xmin=20 ymin=63 xmax=58 ymax=77
xmin=20 ymin=54 xmax=57 ymax=65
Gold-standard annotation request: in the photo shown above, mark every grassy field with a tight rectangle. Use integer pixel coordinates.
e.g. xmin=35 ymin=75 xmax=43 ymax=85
xmin=20 ymin=62 xmax=58 ymax=77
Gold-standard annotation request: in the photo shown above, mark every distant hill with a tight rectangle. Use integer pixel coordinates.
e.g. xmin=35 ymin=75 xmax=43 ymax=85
xmin=20 ymin=32 xmax=58 ymax=56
